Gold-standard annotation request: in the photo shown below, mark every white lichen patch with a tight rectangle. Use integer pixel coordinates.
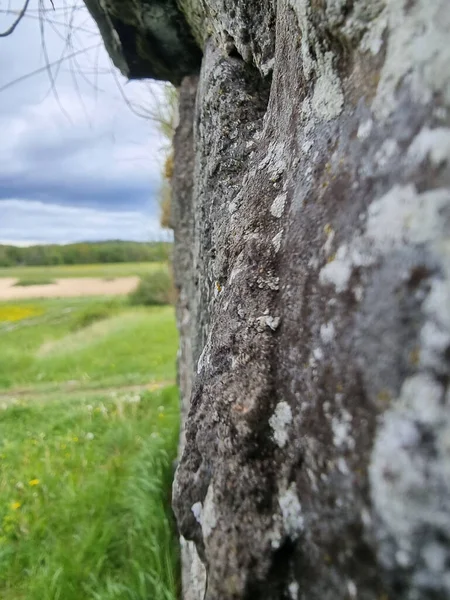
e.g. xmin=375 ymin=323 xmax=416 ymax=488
xmin=402 ymin=374 xmax=445 ymax=427
xmin=269 ymin=401 xmax=293 ymax=448
xmin=366 ymin=185 xmax=450 ymax=248
xmin=420 ymin=281 xmax=450 ymax=374
xmin=180 ymin=536 xmax=207 ymax=600
xmin=272 ymin=230 xmax=284 ymax=253
xmin=258 ymin=141 xmax=287 ymax=177
xmin=369 ymin=201 xmax=450 ymax=593
xmin=331 ymin=409 xmax=354 ymax=449
xmin=266 ymin=316 xmax=281 ymax=331
xmin=260 ymin=57 xmax=275 ymax=77
xmin=197 ymin=344 xmax=209 ymax=374
xmin=279 ymin=483 xmax=304 ymax=539
xmin=288 ymin=581 xmax=300 ymax=600
xmin=407 ymin=127 xmax=450 ymax=167
xmin=229 ymin=265 xmax=245 ymax=283
xmin=369 ymin=375 xmax=450 ymax=571
xmin=320 ymin=183 xmax=450 ymax=293
xmin=269 ymin=523 xmax=283 ymax=550
xmin=319 ymin=244 xmax=354 ymax=292
xmin=371 ymin=0 xmax=450 ymax=118
xmin=347 ymin=580 xmax=357 ymax=599
xmin=191 ymin=501 xmax=203 ymax=525
xmin=228 ymin=200 xmax=238 ymax=214
xmin=313 ymin=347 xmax=324 ymax=361
xmin=360 ymin=10 xmax=387 ymax=55
xmin=256 ymin=315 xmax=281 ymax=332
xmin=201 ymin=484 xmax=218 ymax=538
xmin=374 ymin=138 xmax=399 ymax=169
xmin=257 ymin=275 xmax=280 ymax=290
xmin=320 ymin=321 xmax=336 ymax=344
xmin=270 ymin=193 xmax=287 ymax=218
xmin=357 ymin=119 xmax=373 ymax=140
xmin=288 ymin=0 xmax=343 ymax=121
xmin=337 ymin=457 xmax=350 ymax=475
xmin=302 ymin=139 xmax=314 ymax=154
xmin=311 ymin=51 xmax=344 ymax=121
xmin=422 ymin=542 xmax=448 ymax=573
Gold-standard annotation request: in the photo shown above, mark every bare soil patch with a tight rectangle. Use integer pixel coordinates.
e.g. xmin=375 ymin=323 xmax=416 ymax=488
xmin=0 ymin=276 xmax=140 ymax=300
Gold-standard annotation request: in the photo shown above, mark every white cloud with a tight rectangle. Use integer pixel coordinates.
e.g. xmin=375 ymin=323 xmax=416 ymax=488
xmin=0 ymin=0 xmax=171 ymax=242
xmin=0 ymin=199 xmax=171 ymax=244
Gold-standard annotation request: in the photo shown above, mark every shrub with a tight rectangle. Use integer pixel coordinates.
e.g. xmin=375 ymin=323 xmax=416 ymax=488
xmin=70 ymin=301 xmax=119 ymax=331
xmin=129 ymin=269 xmax=174 ymax=306
xmin=14 ymin=278 xmax=55 ymax=286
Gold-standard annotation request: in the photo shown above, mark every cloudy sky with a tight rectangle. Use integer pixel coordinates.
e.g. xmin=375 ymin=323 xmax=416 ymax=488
xmin=0 ymin=0 xmax=170 ymax=244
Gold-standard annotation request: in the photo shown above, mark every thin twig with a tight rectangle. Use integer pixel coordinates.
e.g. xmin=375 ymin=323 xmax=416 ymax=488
xmin=0 ymin=0 xmax=31 ymax=37
xmin=0 ymin=42 xmax=102 ymax=93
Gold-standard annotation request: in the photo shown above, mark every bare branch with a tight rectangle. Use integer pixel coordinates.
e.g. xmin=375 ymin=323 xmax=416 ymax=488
xmin=0 ymin=0 xmax=31 ymax=37
xmin=0 ymin=42 xmax=101 ymax=93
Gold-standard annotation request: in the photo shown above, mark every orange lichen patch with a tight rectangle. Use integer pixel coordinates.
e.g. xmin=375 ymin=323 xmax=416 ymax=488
xmin=409 ymin=346 xmax=420 ymax=366
xmin=377 ymin=389 xmax=392 ymax=404
xmin=324 ymin=223 xmax=334 ymax=236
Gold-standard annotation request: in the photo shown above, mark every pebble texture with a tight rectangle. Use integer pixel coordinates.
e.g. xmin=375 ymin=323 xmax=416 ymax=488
xmin=85 ymin=0 xmax=450 ymax=598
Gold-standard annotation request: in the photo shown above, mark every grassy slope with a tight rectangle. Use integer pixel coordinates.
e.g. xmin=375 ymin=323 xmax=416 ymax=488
xmin=0 ymin=298 xmax=178 ymax=390
xmin=0 ymin=262 xmax=166 ymax=282
xmin=0 ymin=296 xmax=180 ymax=599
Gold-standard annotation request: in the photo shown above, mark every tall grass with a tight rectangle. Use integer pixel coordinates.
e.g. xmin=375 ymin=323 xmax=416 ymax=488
xmin=0 ymin=386 xmax=180 ymax=600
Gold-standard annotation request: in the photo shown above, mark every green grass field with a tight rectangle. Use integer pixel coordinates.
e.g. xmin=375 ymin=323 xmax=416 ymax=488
xmin=0 ymin=292 xmax=180 ymax=599
xmin=0 ymin=297 xmax=177 ymax=390
xmin=0 ymin=262 xmax=166 ymax=282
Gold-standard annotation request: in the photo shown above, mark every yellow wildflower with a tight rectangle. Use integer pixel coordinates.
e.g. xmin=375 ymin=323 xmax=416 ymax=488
xmin=0 ymin=305 xmax=43 ymax=322
xmin=72 ymin=436 xmax=79 ymax=442
xmin=28 ymin=479 xmax=40 ymax=486
xmin=10 ymin=502 xmax=21 ymax=510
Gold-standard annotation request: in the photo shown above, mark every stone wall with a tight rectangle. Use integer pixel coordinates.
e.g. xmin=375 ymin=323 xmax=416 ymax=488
xmin=85 ymin=1 xmax=450 ymax=598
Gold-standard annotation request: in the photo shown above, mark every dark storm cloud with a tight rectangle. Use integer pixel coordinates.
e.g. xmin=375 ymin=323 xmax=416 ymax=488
xmin=0 ymin=173 xmax=156 ymax=211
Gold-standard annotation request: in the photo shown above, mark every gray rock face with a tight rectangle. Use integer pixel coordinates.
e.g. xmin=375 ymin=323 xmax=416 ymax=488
xmin=83 ymin=0 xmax=202 ymax=84
xmin=86 ymin=0 xmax=450 ymax=598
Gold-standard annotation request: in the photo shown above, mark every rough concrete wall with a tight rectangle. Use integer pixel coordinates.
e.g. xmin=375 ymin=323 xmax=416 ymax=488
xmin=85 ymin=0 xmax=450 ymax=598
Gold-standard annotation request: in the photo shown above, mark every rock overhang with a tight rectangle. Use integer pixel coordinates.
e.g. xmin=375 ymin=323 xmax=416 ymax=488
xmin=84 ymin=0 xmax=203 ymax=85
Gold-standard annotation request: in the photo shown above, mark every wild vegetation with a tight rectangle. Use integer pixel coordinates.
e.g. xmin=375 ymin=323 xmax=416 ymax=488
xmin=129 ymin=269 xmax=174 ymax=307
xmin=0 ymin=292 xmax=180 ymax=599
xmin=0 ymin=386 xmax=179 ymax=600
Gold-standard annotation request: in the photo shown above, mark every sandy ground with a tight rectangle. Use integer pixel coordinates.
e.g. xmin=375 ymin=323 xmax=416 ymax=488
xmin=0 ymin=277 xmax=140 ymax=300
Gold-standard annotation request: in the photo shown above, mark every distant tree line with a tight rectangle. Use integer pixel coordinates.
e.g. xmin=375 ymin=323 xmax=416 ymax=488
xmin=0 ymin=241 xmax=172 ymax=267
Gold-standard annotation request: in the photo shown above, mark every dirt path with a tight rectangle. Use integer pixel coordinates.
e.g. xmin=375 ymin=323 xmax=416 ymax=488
xmin=0 ymin=380 xmax=175 ymax=403
xmin=0 ymin=277 xmax=140 ymax=300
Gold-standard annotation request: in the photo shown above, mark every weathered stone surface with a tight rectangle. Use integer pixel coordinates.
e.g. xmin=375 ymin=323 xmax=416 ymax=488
xmin=179 ymin=0 xmax=276 ymax=75
xmin=171 ymin=74 xmax=198 ymax=457
xmin=84 ymin=0 xmax=202 ymax=84
xmin=86 ymin=0 xmax=450 ymax=598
